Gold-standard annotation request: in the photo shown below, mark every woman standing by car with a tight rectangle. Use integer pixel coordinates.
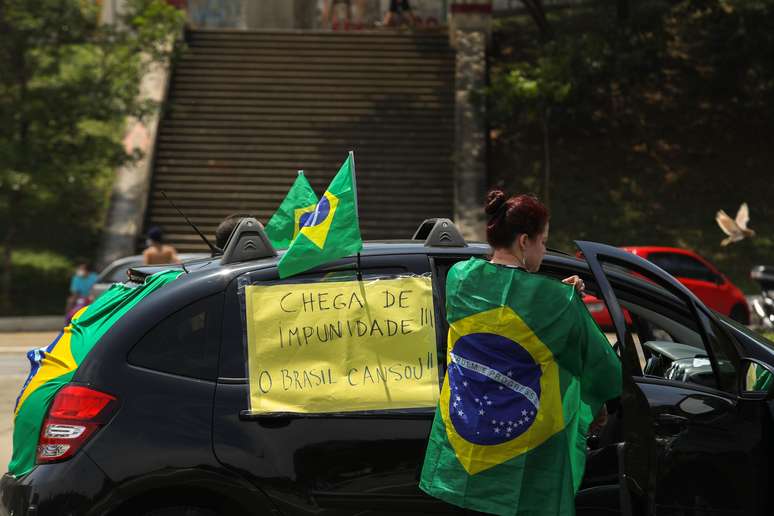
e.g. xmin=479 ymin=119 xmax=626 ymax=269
xmin=420 ymin=191 xmax=621 ymax=515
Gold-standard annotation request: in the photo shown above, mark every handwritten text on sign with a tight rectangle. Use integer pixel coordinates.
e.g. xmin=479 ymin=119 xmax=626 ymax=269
xmin=244 ymin=277 xmax=439 ymax=414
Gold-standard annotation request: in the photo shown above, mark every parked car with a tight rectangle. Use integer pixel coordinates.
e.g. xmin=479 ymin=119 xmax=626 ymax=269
xmin=2 ymin=220 xmax=773 ymax=516
xmin=584 ymin=246 xmax=750 ymax=328
xmin=91 ymin=253 xmax=209 ymax=299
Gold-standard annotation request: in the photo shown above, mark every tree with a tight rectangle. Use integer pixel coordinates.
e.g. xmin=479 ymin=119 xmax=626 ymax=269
xmin=0 ymin=0 xmax=184 ymax=311
xmin=487 ymin=57 xmax=572 ymax=208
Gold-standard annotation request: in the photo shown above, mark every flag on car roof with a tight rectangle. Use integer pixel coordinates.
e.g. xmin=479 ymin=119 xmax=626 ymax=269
xmin=420 ymin=258 xmax=621 ymax=515
xmin=8 ymin=270 xmax=182 ymax=477
xmin=264 ymin=170 xmax=319 ymax=249
xmin=277 ymin=152 xmax=362 ymax=279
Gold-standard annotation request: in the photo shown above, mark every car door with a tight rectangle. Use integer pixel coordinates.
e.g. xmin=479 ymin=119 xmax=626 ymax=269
xmin=578 ymin=241 xmax=772 ymax=516
xmin=212 ymin=253 xmax=451 ymax=516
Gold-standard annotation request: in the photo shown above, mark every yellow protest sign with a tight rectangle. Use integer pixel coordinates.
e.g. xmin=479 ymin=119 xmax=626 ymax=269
xmin=244 ymin=276 xmax=439 ymax=414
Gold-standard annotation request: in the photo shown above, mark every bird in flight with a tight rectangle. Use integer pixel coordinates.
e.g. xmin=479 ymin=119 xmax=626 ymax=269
xmin=716 ymin=203 xmax=755 ymax=246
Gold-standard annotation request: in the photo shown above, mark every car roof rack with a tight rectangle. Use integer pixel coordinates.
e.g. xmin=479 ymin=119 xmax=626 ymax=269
xmin=220 ymin=217 xmax=277 ymax=265
xmin=412 ymin=218 xmax=467 ymax=248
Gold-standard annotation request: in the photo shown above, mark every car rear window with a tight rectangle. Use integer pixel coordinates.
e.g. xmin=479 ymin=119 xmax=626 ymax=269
xmin=128 ymin=294 xmax=222 ymax=380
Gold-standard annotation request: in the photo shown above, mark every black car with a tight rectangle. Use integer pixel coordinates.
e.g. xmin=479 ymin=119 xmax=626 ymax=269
xmin=2 ymin=219 xmax=773 ymax=516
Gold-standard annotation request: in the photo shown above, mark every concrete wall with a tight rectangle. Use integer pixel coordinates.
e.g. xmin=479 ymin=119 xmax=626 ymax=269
xmin=97 ymin=56 xmax=170 ymax=269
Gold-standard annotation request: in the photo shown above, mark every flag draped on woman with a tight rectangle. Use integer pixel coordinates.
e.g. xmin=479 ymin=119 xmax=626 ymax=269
xmin=278 ymin=153 xmax=362 ymax=278
xmin=9 ymin=270 xmax=181 ymax=477
xmin=264 ymin=170 xmax=319 ymax=249
xmin=420 ymin=258 xmax=621 ymax=515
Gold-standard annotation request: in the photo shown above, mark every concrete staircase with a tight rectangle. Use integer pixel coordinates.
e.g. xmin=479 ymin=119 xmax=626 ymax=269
xmin=145 ymin=29 xmax=456 ymax=252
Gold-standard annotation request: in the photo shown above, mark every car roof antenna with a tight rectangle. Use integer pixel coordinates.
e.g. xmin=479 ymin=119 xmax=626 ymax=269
xmin=161 ymin=191 xmax=221 ymax=256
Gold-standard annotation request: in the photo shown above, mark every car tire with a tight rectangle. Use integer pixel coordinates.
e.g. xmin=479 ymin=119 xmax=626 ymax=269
xmin=730 ymin=304 xmax=750 ymax=325
xmin=143 ymin=507 xmax=219 ymax=516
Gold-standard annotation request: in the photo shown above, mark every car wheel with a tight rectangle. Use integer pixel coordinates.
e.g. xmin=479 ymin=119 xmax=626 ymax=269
xmin=143 ymin=507 xmax=219 ymax=516
xmin=730 ymin=304 xmax=749 ymax=325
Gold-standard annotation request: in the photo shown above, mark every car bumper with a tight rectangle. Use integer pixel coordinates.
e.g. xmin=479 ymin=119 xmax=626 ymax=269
xmin=1 ymin=453 xmax=113 ymax=516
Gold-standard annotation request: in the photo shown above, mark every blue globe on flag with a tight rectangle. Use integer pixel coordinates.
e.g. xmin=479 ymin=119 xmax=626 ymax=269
xmin=299 ymin=196 xmax=331 ymax=229
xmin=448 ymin=332 xmax=542 ymax=446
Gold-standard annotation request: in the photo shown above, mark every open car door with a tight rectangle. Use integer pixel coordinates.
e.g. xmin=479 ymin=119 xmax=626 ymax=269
xmin=576 ymin=241 xmax=772 ymax=516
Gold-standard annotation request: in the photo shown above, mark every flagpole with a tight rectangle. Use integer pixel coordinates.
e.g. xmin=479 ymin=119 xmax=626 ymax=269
xmin=348 ymin=150 xmax=358 ymax=220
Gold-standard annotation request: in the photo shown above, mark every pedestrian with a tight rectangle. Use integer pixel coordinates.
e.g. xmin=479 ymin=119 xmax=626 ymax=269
xmin=323 ymin=0 xmax=368 ymax=30
xmin=381 ymin=0 xmax=418 ymax=27
xmin=65 ymin=262 xmax=98 ymax=322
xmin=142 ymin=226 xmax=180 ymax=265
xmin=419 ymin=190 xmax=621 ymax=515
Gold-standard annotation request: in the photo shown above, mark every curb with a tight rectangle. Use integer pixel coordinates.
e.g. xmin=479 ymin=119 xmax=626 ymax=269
xmin=0 ymin=316 xmax=63 ymax=333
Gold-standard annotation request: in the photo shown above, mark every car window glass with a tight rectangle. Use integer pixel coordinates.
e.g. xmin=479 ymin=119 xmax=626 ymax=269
xmin=129 ymin=295 xmax=221 ymax=380
xmin=610 ymin=276 xmax=737 ymax=392
xmin=238 ymin=266 xmax=440 ymax=413
xmin=648 ymin=253 xmax=715 ymax=282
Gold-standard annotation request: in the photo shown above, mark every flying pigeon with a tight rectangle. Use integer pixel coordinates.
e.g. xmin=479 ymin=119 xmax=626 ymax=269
xmin=716 ymin=202 xmax=755 ymax=246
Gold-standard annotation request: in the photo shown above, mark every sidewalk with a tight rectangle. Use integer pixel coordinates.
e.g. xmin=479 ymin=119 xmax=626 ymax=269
xmin=0 ymin=332 xmax=59 ymax=354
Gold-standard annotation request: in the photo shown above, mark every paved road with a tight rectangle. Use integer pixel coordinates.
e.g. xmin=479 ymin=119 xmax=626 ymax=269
xmin=0 ymin=332 xmax=57 ymax=473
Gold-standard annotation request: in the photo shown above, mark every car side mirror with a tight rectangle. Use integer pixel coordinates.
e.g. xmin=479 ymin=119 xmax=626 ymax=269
xmin=739 ymin=358 xmax=774 ymax=400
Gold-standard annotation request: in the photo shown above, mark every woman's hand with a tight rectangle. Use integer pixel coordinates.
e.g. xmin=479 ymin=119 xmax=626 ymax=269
xmin=562 ymin=275 xmax=585 ymax=293
xmin=589 ymin=404 xmax=608 ymax=434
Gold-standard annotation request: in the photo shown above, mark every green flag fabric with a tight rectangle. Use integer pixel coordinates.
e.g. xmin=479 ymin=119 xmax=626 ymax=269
xmin=264 ymin=171 xmax=319 ymax=249
xmin=8 ymin=270 xmax=181 ymax=477
xmin=420 ymin=258 xmax=621 ymax=515
xmin=277 ymin=153 xmax=362 ymax=279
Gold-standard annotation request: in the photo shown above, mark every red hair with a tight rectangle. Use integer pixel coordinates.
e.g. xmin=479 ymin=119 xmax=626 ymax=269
xmin=485 ymin=190 xmax=549 ymax=249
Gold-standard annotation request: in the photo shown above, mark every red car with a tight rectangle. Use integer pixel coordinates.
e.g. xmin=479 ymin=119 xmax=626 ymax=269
xmin=583 ymin=246 xmax=749 ymax=327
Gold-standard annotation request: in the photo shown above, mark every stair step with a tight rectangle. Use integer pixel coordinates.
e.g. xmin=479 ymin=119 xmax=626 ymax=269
xmin=159 ymin=118 xmax=453 ymax=130
xmin=157 ymin=127 xmax=451 ymax=139
xmin=172 ymin=69 xmax=451 ymax=82
xmin=172 ymin=74 xmax=450 ymax=88
xmin=169 ymin=98 xmax=448 ymax=110
xmin=171 ymin=89 xmax=450 ymax=101
xmin=179 ymin=53 xmax=453 ymax=65
xmin=184 ymin=47 xmax=453 ymax=59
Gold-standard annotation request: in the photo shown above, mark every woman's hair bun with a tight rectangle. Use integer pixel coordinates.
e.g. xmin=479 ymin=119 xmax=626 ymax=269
xmin=485 ymin=189 xmax=507 ymax=216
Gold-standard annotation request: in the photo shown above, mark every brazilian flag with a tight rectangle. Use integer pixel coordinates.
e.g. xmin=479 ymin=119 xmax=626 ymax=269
xmin=420 ymin=258 xmax=621 ymax=515
xmin=9 ymin=270 xmax=181 ymax=477
xmin=277 ymin=153 xmax=362 ymax=279
xmin=264 ymin=170 xmax=319 ymax=249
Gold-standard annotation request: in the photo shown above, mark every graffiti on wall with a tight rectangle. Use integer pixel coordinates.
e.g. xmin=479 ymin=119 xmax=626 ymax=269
xmin=187 ymin=0 xmax=245 ymax=28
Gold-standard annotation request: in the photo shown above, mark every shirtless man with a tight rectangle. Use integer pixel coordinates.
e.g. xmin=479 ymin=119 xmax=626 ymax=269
xmin=142 ymin=226 xmax=180 ymax=265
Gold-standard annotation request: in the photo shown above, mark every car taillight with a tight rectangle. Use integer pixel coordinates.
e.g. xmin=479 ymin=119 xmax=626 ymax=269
xmin=36 ymin=385 xmax=117 ymax=464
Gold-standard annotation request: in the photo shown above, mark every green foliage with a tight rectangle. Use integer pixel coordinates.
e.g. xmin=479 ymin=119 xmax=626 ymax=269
xmin=1 ymin=248 xmax=73 ymax=315
xmin=488 ymin=0 xmax=774 ymax=292
xmin=488 ymin=2 xmax=672 ymax=136
xmin=0 ymin=0 xmax=184 ymax=313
